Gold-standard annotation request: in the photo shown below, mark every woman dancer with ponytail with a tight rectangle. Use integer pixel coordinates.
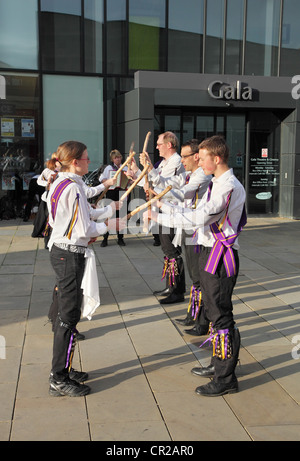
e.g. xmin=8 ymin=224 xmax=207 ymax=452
xmin=47 ymin=141 xmax=125 ymax=397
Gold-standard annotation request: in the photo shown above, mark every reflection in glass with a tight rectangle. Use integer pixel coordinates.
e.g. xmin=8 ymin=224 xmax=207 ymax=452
xmin=225 ymin=0 xmax=244 ymax=74
xmin=182 ymin=116 xmax=195 ymax=144
xmin=40 ymin=0 xmax=81 ymax=15
xmin=84 ymin=0 xmax=104 ymax=73
xmin=43 ymin=75 xmax=103 ymax=171
xmin=168 ymin=0 xmax=204 ymax=73
xmin=205 ymin=0 xmax=224 ymax=73
xmin=129 ymin=0 xmax=166 ymax=71
xmin=226 ymin=115 xmax=246 ymax=185
xmin=40 ymin=0 xmax=81 ymax=72
xmin=106 ymin=0 xmax=127 ymax=73
xmin=245 ymin=0 xmax=280 ymax=76
xmin=196 ymin=115 xmax=214 ymax=140
xmin=280 ymin=0 xmax=300 ymax=76
xmin=0 ymin=0 xmax=38 ymax=69
xmin=0 ymin=73 xmax=40 ymax=215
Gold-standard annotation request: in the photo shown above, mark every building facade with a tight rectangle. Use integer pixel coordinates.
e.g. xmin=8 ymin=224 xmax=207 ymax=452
xmin=0 ymin=0 xmax=300 ymax=217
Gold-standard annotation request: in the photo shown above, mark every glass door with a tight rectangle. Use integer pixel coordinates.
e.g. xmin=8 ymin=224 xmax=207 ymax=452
xmin=247 ymin=111 xmax=281 ymax=214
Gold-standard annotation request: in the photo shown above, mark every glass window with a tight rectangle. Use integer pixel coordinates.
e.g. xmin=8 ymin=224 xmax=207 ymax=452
xmin=106 ymin=0 xmax=127 ymax=74
xmin=205 ymin=0 xmax=224 ymax=73
xmin=84 ymin=0 xmax=104 ymax=73
xmin=43 ymin=75 xmax=104 ymax=172
xmin=129 ymin=0 xmax=166 ymax=71
xmin=182 ymin=115 xmax=195 ymax=144
xmin=0 ymin=73 xmax=40 ymax=215
xmin=225 ymin=0 xmax=244 ymax=74
xmin=0 ymin=0 xmax=38 ymax=69
xmin=196 ymin=115 xmax=214 ymax=140
xmin=40 ymin=0 xmax=82 ymax=72
xmin=245 ymin=0 xmax=280 ymax=76
xmin=280 ymin=0 xmax=300 ymax=76
xmin=168 ymin=0 xmax=204 ymax=73
xmin=226 ymin=114 xmax=246 ymax=185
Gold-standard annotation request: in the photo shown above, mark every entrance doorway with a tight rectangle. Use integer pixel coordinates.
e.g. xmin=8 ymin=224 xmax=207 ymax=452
xmin=154 ymin=108 xmax=284 ymax=215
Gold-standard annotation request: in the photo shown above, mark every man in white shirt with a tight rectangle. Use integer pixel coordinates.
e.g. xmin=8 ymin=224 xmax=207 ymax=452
xmin=143 ymin=131 xmax=186 ymax=304
xmin=143 ymin=139 xmax=211 ymax=332
xmin=145 ymin=136 xmax=246 ymax=396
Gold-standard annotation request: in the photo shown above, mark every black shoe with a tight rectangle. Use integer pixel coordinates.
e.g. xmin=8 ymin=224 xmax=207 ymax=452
xmin=50 ymin=369 xmax=88 ymax=383
xmin=184 ymin=325 xmax=209 ymax=336
xmin=101 ymin=239 xmax=108 ymax=247
xmin=175 ymin=318 xmax=195 ymax=327
xmin=76 ymin=332 xmax=85 ymax=341
xmin=191 ymin=364 xmax=215 ymax=377
xmin=117 ymin=239 xmax=126 ymax=246
xmin=49 ymin=378 xmax=90 ymax=397
xmin=153 ymin=287 xmax=172 ymax=296
xmin=195 ymin=380 xmax=238 ymax=397
xmin=69 ymin=369 xmax=89 ymax=382
xmin=153 ymin=239 xmax=160 ymax=246
xmin=160 ymin=293 xmax=184 ymax=304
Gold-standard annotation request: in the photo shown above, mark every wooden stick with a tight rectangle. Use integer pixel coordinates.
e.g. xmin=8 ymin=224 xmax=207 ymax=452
xmin=126 ymin=185 xmax=172 ymax=220
xmin=142 ymin=131 xmax=151 ymax=154
xmin=120 ymin=163 xmax=150 ymax=201
xmin=95 ymin=144 xmax=135 ymax=205
xmin=142 ymin=131 xmax=152 ymax=200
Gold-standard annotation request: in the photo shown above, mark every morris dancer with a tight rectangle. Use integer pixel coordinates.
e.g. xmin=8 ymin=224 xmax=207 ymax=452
xmin=99 ymin=149 xmax=130 ymax=247
xmin=47 ymin=141 xmax=125 ymax=397
xmin=141 ymin=139 xmax=211 ymax=333
xmin=145 ymin=136 xmax=246 ymax=396
xmin=132 ymin=131 xmax=186 ymax=304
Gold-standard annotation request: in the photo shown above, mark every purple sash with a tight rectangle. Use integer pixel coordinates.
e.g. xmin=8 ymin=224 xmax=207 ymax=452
xmin=50 ymin=178 xmax=79 ymax=239
xmin=205 ymin=204 xmax=247 ymax=277
xmin=51 ymin=178 xmax=74 ymax=220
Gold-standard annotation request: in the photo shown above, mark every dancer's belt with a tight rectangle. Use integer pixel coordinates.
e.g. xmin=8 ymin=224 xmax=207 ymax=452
xmin=54 ymin=243 xmax=86 ymax=254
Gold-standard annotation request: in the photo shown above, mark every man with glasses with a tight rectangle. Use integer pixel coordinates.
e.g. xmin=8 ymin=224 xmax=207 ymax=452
xmin=142 ymin=139 xmax=211 ymax=333
xmin=140 ymin=131 xmax=186 ymax=304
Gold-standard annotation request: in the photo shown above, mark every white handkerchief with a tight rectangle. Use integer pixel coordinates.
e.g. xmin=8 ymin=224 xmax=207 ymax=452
xmin=81 ymin=248 xmax=100 ymax=320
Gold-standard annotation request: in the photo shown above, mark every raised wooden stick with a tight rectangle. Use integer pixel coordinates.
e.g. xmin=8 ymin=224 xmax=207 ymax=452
xmin=120 ymin=163 xmax=150 ymax=201
xmin=126 ymin=185 xmax=172 ymax=220
xmin=142 ymin=131 xmax=152 ymax=199
xmin=95 ymin=143 xmax=135 ymax=205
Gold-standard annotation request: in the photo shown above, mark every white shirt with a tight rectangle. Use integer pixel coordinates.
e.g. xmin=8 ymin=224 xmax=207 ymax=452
xmin=47 ymin=172 xmax=108 ymax=250
xmin=99 ymin=164 xmax=128 ymax=181
xmin=152 ymin=167 xmax=211 ymax=205
xmin=136 ymin=153 xmax=185 ymax=206
xmin=148 ymin=152 xmax=185 ymax=186
xmin=37 ymin=168 xmax=56 ymax=188
xmin=39 ymin=169 xmax=106 ymax=202
xmin=159 ymin=169 xmax=246 ymax=250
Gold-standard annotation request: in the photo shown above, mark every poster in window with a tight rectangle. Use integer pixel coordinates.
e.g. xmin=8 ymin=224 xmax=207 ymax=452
xmin=2 ymin=174 xmax=15 ymax=190
xmin=21 ymin=118 xmax=35 ymax=138
xmin=1 ymin=118 xmax=15 ymax=137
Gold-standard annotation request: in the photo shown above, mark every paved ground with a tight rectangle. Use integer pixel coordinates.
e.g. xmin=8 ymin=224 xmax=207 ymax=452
xmin=0 ymin=216 xmax=300 ymax=442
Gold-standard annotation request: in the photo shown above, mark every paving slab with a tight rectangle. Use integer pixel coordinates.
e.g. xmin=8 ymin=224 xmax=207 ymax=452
xmin=0 ymin=217 xmax=300 ymax=442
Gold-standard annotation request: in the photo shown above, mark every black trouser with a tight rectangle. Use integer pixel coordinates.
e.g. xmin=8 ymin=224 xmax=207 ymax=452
xmin=48 ymin=285 xmax=58 ymax=332
xmin=50 ymin=245 xmax=85 ymax=381
xmin=159 ymin=225 xmax=185 ymax=295
xmin=183 ymin=232 xmax=208 ymax=327
xmin=199 ymin=245 xmax=240 ymax=383
xmin=24 ymin=178 xmax=44 ymax=219
xmin=102 ymin=188 xmax=129 ymax=241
